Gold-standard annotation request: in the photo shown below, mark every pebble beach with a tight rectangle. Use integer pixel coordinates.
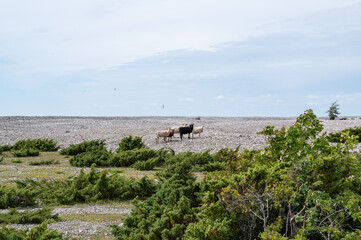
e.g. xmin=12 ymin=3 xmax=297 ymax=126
xmin=1 ymin=116 xmax=361 ymax=153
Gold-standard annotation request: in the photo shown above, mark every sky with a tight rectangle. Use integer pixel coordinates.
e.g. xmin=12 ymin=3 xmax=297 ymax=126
xmin=1 ymin=0 xmax=361 ymax=117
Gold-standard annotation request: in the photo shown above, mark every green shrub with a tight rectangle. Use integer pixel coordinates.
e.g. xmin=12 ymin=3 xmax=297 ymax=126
xmin=69 ymin=149 xmax=111 ymax=167
xmin=11 ymin=159 xmax=22 ymax=163
xmin=112 ymin=160 xmax=201 ymax=239
xmin=28 ymin=159 xmax=59 ymax=166
xmin=15 ymin=164 xmax=157 ymax=205
xmin=0 ymin=207 xmax=59 ymax=224
xmin=326 ymin=126 xmax=361 ymax=143
xmin=0 ymin=185 xmax=36 ymax=209
xmin=0 ymin=145 xmax=12 ymax=153
xmin=0 ymin=156 xmax=4 ymax=164
xmin=0 ymin=221 xmax=63 ymax=239
xmin=110 ymin=148 xmax=157 ymax=167
xmin=12 ymin=138 xmax=59 ymax=151
xmin=132 ymin=157 xmax=159 ymax=170
xmin=116 ymin=135 xmax=145 ymax=152
xmin=11 ymin=148 xmax=40 ymax=157
xmin=165 ymin=150 xmax=223 ymax=172
xmin=113 ymin=109 xmax=361 ymax=240
xmin=189 ymin=150 xmax=213 ymax=165
xmin=60 ymin=139 xmax=106 ymax=156
xmin=200 ymin=162 xmax=225 ymax=172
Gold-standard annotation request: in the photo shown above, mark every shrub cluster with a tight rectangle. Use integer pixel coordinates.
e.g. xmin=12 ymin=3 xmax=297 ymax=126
xmin=0 ymin=222 xmax=63 ymax=240
xmin=14 ymin=164 xmax=156 ymax=205
xmin=0 ymin=207 xmax=58 ymax=224
xmin=3 ymin=138 xmax=60 ymax=158
xmin=0 ymin=145 xmax=12 ymax=154
xmin=63 ymin=135 xmax=233 ymax=172
xmin=112 ymin=160 xmax=201 ymax=239
xmin=116 ymin=135 xmax=145 ymax=152
xmin=112 ymin=109 xmax=361 ymax=240
xmin=63 ymin=136 xmax=174 ymax=170
xmin=0 ymin=185 xmax=36 ymax=209
xmin=12 ymin=148 xmax=40 ymax=157
xmin=326 ymin=126 xmax=361 ymax=143
xmin=60 ymin=139 xmax=110 ymax=167
xmin=28 ymin=159 xmax=59 ymax=166
xmin=60 ymin=139 xmax=106 ymax=156
xmin=12 ymin=138 xmax=59 ymax=152
xmin=110 ymin=148 xmax=159 ymax=167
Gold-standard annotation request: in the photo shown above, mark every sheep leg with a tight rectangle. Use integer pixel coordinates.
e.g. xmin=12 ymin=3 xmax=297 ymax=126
xmin=180 ymin=133 xmax=183 ymax=140
xmin=188 ymin=133 xmax=191 ymax=139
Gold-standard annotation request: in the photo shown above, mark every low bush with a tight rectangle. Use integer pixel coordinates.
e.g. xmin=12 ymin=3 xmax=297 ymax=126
xmin=0 ymin=207 xmax=59 ymax=224
xmin=110 ymin=148 xmax=158 ymax=167
xmin=0 ymin=145 xmax=12 ymax=153
xmin=326 ymin=126 xmax=361 ymax=143
xmin=199 ymin=162 xmax=225 ymax=172
xmin=112 ymin=160 xmax=201 ymax=239
xmin=12 ymin=138 xmax=59 ymax=151
xmin=0 ymin=185 xmax=36 ymax=209
xmin=11 ymin=148 xmax=40 ymax=157
xmin=60 ymin=139 xmax=106 ymax=156
xmin=164 ymin=150 xmax=226 ymax=172
xmin=28 ymin=159 xmax=59 ymax=166
xmin=69 ymin=149 xmax=111 ymax=167
xmin=15 ymin=164 xmax=157 ymax=205
xmin=0 ymin=221 xmax=63 ymax=240
xmin=11 ymin=159 xmax=22 ymax=163
xmin=132 ymin=157 xmax=159 ymax=170
xmin=116 ymin=135 xmax=145 ymax=152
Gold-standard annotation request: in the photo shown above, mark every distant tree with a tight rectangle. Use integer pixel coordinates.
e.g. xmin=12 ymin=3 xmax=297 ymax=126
xmin=326 ymin=101 xmax=340 ymax=120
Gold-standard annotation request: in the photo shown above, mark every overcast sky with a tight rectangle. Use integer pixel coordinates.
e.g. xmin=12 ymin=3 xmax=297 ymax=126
xmin=1 ymin=0 xmax=361 ymax=117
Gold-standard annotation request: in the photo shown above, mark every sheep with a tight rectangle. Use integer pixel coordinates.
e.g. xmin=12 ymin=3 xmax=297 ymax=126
xmin=179 ymin=124 xmax=194 ymax=140
xmin=171 ymin=124 xmax=188 ymax=134
xmin=155 ymin=128 xmax=171 ymax=144
xmin=192 ymin=125 xmax=203 ymax=138
xmin=167 ymin=129 xmax=175 ymax=141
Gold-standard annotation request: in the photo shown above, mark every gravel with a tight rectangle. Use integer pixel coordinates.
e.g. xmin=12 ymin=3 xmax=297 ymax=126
xmin=1 ymin=205 xmax=129 ymax=239
xmin=1 ymin=116 xmax=360 ymax=238
xmin=1 ymin=116 xmax=360 ymax=153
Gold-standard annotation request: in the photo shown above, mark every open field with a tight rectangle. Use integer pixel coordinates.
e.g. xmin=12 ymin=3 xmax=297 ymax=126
xmin=0 ymin=116 xmax=360 ymax=239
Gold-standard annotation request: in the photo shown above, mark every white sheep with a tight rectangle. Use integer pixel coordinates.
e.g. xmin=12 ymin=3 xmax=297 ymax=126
xmin=155 ymin=128 xmax=172 ymax=144
xmin=192 ymin=125 xmax=203 ymax=138
xmin=171 ymin=124 xmax=188 ymax=135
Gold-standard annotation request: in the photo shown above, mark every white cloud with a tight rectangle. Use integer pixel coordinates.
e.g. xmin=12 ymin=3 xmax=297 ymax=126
xmin=144 ymin=102 xmax=158 ymax=108
xmin=179 ymin=97 xmax=195 ymax=102
xmin=307 ymin=95 xmax=321 ymax=99
xmin=1 ymin=0 xmax=360 ymax=83
xmin=215 ymin=95 xmax=225 ymax=100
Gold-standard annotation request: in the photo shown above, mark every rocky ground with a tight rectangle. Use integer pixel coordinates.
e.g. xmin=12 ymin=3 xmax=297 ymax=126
xmin=1 ymin=116 xmax=360 ymax=153
xmin=1 ymin=116 xmax=360 ymax=239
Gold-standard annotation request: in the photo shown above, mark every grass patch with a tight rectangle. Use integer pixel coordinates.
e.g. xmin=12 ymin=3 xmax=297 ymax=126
xmin=29 ymin=159 xmax=59 ymax=166
xmin=11 ymin=159 xmax=22 ymax=164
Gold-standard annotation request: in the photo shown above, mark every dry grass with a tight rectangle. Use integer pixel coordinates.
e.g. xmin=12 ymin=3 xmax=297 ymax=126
xmin=0 ymin=151 xmax=158 ymax=184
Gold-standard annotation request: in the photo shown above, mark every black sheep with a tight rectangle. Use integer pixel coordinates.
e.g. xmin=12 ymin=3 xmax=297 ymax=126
xmin=179 ymin=124 xmax=194 ymax=140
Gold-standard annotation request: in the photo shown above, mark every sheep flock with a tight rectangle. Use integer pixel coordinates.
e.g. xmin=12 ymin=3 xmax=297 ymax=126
xmin=155 ymin=124 xmax=203 ymax=144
